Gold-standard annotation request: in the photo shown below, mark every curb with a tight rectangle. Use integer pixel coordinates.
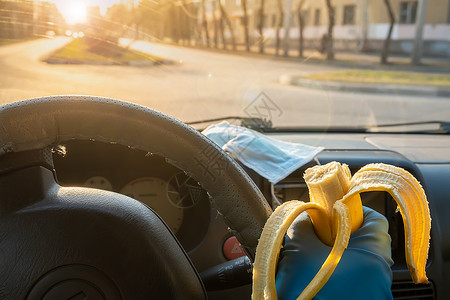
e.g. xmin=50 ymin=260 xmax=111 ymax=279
xmin=280 ymin=75 xmax=450 ymax=98
xmin=44 ymin=57 xmax=174 ymax=66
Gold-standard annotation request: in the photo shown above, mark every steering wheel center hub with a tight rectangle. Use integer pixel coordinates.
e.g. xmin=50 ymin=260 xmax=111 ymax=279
xmin=27 ymin=265 xmax=121 ymax=300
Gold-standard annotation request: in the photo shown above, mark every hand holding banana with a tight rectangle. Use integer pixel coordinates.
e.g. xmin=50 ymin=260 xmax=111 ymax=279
xmin=252 ymin=162 xmax=431 ymax=300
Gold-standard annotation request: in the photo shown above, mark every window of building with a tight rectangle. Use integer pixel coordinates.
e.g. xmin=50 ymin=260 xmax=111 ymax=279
xmin=255 ymin=14 xmax=269 ymax=28
xmin=300 ymin=9 xmax=309 ymax=27
xmin=399 ymin=1 xmax=418 ymax=24
xmin=314 ymin=8 xmax=320 ymax=26
xmin=343 ymin=5 xmax=355 ymax=25
xmin=263 ymin=15 xmax=269 ymax=28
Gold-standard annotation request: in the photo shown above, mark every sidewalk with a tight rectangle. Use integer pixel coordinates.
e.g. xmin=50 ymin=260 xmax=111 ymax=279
xmin=163 ymin=40 xmax=450 ymax=74
xmin=269 ymin=48 xmax=450 ymax=74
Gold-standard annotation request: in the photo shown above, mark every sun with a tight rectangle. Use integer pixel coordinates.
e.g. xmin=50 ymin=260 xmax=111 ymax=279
xmin=59 ymin=1 xmax=87 ymax=25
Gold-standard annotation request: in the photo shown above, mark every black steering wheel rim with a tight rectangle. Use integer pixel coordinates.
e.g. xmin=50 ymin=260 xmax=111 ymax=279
xmin=0 ymin=95 xmax=272 ymax=259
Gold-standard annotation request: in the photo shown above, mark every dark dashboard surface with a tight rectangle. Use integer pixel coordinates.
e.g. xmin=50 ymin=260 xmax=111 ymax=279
xmin=52 ymin=132 xmax=450 ymax=300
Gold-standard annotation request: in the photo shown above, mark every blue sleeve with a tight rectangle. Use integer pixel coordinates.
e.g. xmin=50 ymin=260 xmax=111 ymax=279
xmin=275 ymin=207 xmax=394 ymax=300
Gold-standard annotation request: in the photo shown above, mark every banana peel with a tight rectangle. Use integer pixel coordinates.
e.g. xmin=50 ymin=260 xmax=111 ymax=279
xmin=252 ymin=162 xmax=431 ymax=300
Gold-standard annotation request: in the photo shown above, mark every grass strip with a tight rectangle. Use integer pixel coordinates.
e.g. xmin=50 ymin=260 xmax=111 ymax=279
xmin=50 ymin=38 xmax=163 ymax=64
xmin=305 ymin=70 xmax=450 ymax=87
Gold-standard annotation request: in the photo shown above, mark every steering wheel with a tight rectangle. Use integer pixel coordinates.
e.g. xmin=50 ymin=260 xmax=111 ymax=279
xmin=0 ymin=96 xmax=272 ymax=299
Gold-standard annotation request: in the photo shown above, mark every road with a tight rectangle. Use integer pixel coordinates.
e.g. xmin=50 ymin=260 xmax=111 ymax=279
xmin=1 ymin=37 xmax=449 ymax=128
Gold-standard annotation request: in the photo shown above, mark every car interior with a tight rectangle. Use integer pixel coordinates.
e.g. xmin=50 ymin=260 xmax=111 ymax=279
xmin=0 ymin=95 xmax=448 ymax=299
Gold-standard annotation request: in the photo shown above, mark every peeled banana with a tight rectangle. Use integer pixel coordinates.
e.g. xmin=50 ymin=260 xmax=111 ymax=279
xmin=252 ymin=162 xmax=431 ymax=300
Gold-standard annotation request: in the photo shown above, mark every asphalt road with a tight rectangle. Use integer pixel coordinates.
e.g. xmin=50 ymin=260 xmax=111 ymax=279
xmin=1 ymin=37 xmax=449 ymax=129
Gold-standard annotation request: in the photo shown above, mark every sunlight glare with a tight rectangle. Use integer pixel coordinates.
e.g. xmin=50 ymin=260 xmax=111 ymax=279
xmin=61 ymin=1 xmax=87 ymax=25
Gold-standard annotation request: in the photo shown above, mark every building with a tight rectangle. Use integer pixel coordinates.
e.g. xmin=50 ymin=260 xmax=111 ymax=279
xmin=206 ymin=0 xmax=450 ymax=57
xmin=0 ymin=0 xmax=65 ymax=39
xmin=0 ymin=0 xmax=34 ymax=38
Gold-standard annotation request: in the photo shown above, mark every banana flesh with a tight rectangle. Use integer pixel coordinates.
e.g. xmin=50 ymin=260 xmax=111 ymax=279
xmin=252 ymin=162 xmax=431 ymax=300
xmin=303 ymin=162 xmax=363 ymax=246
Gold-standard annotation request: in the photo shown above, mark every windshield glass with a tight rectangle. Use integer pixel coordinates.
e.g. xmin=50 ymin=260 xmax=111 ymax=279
xmin=1 ymin=0 xmax=449 ymax=130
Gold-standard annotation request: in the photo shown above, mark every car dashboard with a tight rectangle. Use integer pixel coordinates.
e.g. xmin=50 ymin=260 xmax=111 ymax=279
xmin=53 ymin=132 xmax=450 ymax=300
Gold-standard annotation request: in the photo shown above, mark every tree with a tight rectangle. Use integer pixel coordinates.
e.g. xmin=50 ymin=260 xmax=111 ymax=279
xmin=258 ymin=0 xmax=265 ymax=53
xmin=275 ymin=0 xmax=284 ymax=56
xmin=180 ymin=0 xmax=193 ymax=46
xmin=218 ymin=0 xmax=236 ymax=50
xmin=217 ymin=0 xmax=227 ymax=49
xmin=381 ymin=0 xmax=395 ymax=64
xmin=241 ymin=0 xmax=250 ymax=52
xmin=296 ymin=0 xmax=305 ymax=57
xmin=103 ymin=4 xmax=132 ymax=44
xmin=135 ymin=0 xmax=161 ymax=41
xmin=201 ymin=0 xmax=210 ymax=47
xmin=411 ymin=0 xmax=428 ymax=65
xmin=212 ymin=0 xmax=218 ymax=48
xmin=324 ymin=0 xmax=335 ymax=60
xmin=282 ymin=0 xmax=293 ymax=57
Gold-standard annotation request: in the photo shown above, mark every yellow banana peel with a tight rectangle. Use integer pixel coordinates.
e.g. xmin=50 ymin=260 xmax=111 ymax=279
xmin=252 ymin=162 xmax=431 ymax=300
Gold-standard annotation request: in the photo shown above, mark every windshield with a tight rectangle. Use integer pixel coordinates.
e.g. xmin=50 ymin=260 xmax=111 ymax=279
xmin=1 ymin=0 xmax=449 ymax=130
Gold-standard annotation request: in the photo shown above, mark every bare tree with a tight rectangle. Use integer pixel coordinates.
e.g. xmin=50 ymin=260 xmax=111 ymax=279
xmin=218 ymin=0 xmax=236 ymax=50
xmin=216 ymin=0 xmax=226 ymax=49
xmin=178 ymin=0 xmax=191 ymax=45
xmin=258 ymin=0 xmax=265 ymax=53
xmin=381 ymin=0 xmax=395 ymax=64
xmin=212 ymin=0 xmax=218 ymax=48
xmin=297 ymin=0 xmax=305 ymax=57
xmin=175 ymin=4 xmax=182 ymax=43
xmin=324 ymin=0 xmax=335 ymax=60
xmin=241 ymin=0 xmax=250 ymax=51
xmin=201 ymin=0 xmax=210 ymax=47
xmin=275 ymin=0 xmax=284 ymax=56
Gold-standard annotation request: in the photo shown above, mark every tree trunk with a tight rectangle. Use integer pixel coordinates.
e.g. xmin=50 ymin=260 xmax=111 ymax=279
xmin=324 ymin=0 xmax=335 ymax=60
xmin=258 ymin=0 xmax=265 ymax=53
xmin=176 ymin=4 xmax=182 ymax=43
xmin=180 ymin=0 xmax=191 ymax=45
xmin=212 ymin=1 xmax=218 ymax=48
xmin=297 ymin=0 xmax=305 ymax=57
xmin=217 ymin=0 xmax=227 ymax=49
xmin=241 ymin=0 xmax=250 ymax=52
xmin=275 ymin=0 xmax=284 ymax=56
xmin=219 ymin=0 xmax=236 ymax=50
xmin=185 ymin=1 xmax=192 ymax=45
xmin=381 ymin=0 xmax=395 ymax=64
xmin=202 ymin=0 xmax=210 ymax=47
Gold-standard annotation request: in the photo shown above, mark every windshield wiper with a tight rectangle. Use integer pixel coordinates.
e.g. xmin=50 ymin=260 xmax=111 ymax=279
xmin=187 ymin=116 xmax=272 ymax=131
xmin=262 ymin=126 xmax=369 ymax=133
xmin=366 ymin=120 xmax=450 ymax=134
xmin=188 ymin=118 xmax=450 ymax=134
xmin=267 ymin=122 xmax=450 ymax=134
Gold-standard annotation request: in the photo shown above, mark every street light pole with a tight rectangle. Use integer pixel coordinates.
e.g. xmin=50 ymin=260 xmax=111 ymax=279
xmin=411 ymin=0 xmax=428 ymax=65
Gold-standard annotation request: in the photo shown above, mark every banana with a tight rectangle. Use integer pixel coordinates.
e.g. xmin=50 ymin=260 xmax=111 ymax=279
xmin=252 ymin=162 xmax=431 ymax=300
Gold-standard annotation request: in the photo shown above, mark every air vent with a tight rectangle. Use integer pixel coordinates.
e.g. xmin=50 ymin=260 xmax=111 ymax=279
xmin=392 ymin=281 xmax=435 ymax=300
